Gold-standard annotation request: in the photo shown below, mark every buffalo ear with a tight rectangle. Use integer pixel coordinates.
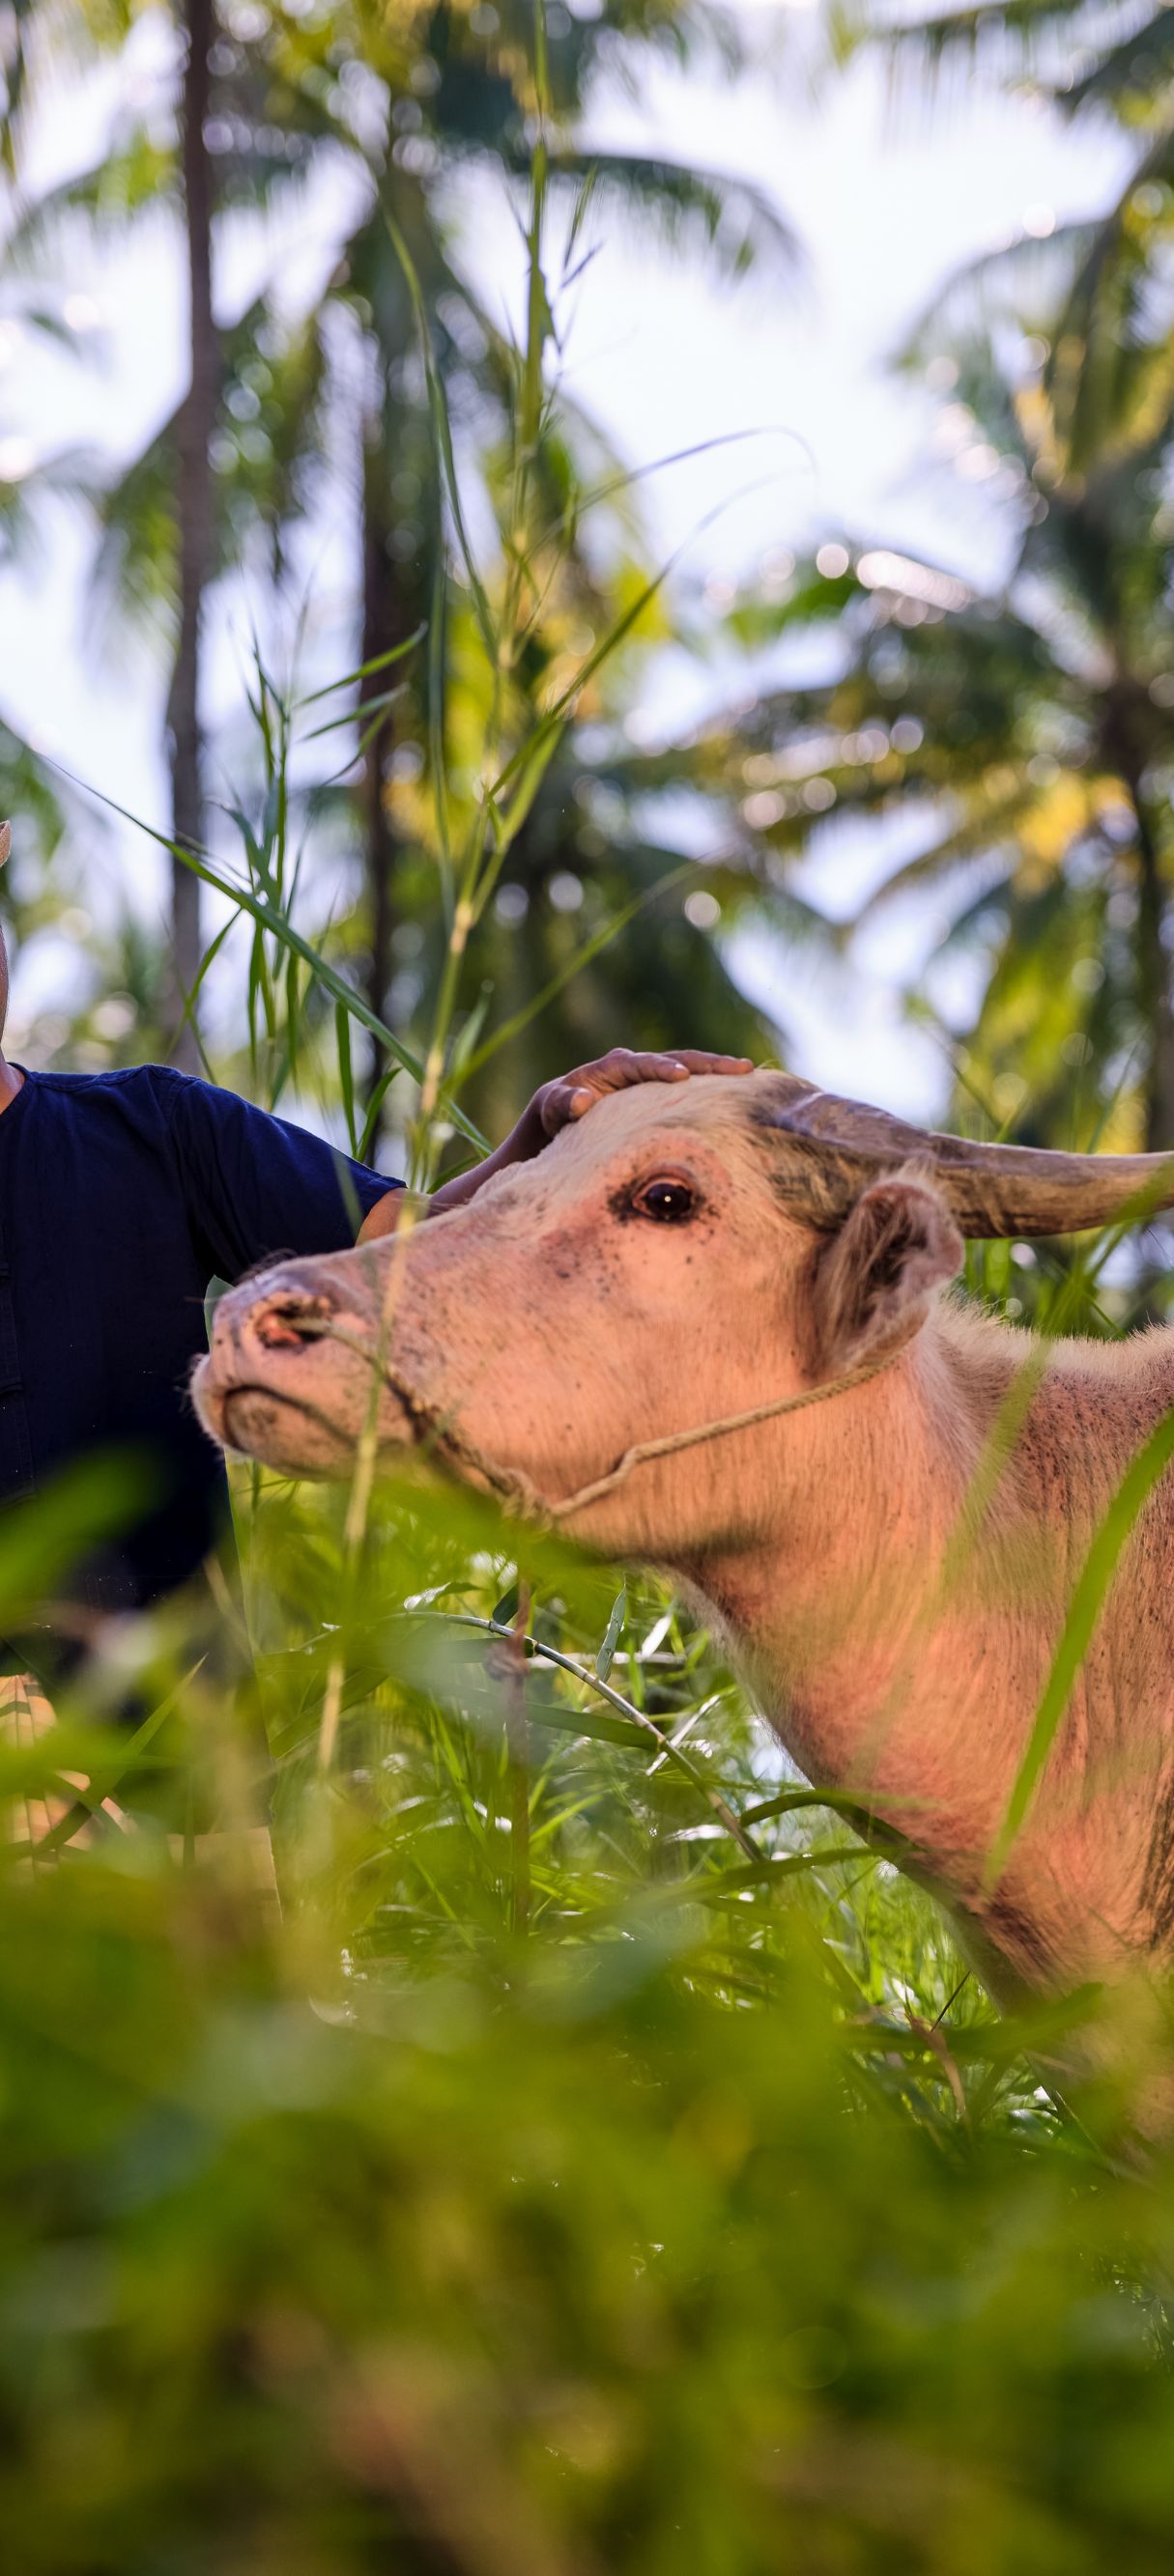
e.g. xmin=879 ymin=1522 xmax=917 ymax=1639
xmin=810 ymin=1171 xmax=963 ymax=1373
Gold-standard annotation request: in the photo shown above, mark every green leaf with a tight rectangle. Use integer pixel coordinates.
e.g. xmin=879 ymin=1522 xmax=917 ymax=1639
xmin=294 ymin=625 xmax=427 ymax=711
xmin=595 ymin=1587 xmax=627 ymax=1684
xmin=336 ymin=1001 xmax=358 ymax=1156
xmin=525 ymin=1697 xmax=649 ymax=1750
xmin=384 ymin=211 xmax=498 ymax=662
xmin=43 ymin=757 xmax=491 ymax=1156
xmin=357 ymin=1070 xmax=399 ymax=1166
xmin=987 ymin=1402 xmax=1174 ymax=1889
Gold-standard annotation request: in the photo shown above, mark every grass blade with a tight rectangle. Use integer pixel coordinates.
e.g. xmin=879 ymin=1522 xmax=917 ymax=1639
xmin=987 ymin=1402 xmax=1174 ymax=1889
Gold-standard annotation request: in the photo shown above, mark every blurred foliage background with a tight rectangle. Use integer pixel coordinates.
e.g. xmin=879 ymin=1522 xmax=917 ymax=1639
xmin=6 ymin=0 xmax=1174 ymax=2565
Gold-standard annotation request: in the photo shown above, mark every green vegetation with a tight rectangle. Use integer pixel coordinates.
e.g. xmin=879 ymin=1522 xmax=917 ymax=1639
xmin=9 ymin=0 xmax=1174 ymax=2563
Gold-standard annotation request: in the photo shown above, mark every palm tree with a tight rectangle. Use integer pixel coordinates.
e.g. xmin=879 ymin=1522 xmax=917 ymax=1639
xmin=690 ymin=328 xmax=1174 ymax=1147
xmin=167 ymin=0 xmax=216 ymax=1068
xmin=12 ymin=0 xmax=797 ymax=1105
xmin=0 ymin=247 xmax=101 ymax=896
xmin=2 ymin=0 xmax=221 ymax=1062
xmin=853 ymin=0 xmax=1174 ymax=482
xmin=245 ymin=0 xmax=797 ymax=1123
xmin=362 ymin=537 xmax=793 ymax=1145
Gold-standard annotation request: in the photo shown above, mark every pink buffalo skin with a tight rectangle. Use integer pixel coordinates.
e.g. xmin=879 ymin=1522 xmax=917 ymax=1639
xmin=193 ymin=1072 xmax=1174 ymax=2034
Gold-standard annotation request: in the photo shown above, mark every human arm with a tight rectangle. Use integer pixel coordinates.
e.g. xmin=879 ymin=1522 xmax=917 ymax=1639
xmin=168 ymin=1075 xmax=396 ymax=1277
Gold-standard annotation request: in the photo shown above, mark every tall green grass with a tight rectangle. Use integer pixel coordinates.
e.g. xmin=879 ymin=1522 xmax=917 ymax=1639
xmin=12 ymin=11 xmax=1174 ymax=2559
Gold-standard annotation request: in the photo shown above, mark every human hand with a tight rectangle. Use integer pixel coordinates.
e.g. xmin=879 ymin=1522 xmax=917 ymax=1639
xmin=428 ymin=1047 xmax=755 ymax=1213
xmin=530 ymin=1046 xmax=756 ymax=1144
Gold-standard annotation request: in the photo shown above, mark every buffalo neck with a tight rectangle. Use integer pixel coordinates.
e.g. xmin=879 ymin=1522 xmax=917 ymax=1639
xmin=675 ymin=1310 xmax=1174 ymax=1989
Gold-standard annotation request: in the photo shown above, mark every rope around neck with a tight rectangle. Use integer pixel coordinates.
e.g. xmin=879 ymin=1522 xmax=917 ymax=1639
xmin=309 ymin=1319 xmax=901 ymax=1528
xmin=541 ymin=1347 xmax=900 ymax=1521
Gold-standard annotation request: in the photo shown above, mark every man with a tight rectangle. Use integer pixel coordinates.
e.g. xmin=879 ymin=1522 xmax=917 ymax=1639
xmin=0 ymin=820 xmax=751 ymax=1649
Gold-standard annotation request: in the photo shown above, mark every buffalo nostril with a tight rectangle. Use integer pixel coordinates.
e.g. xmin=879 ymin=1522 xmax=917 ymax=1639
xmin=252 ymin=1290 xmax=335 ymax=1353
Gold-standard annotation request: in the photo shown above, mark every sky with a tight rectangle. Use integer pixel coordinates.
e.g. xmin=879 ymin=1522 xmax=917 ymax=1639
xmin=0 ymin=2 xmax=1134 ymax=1120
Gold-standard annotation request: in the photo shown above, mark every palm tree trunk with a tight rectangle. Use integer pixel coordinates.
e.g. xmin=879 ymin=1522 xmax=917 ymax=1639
xmin=166 ymin=0 xmax=217 ymax=1071
xmin=360 ymin=431 xmax=407 ymax=1149
xmin=1127 ymin=782 xmax=1174 ymax=1152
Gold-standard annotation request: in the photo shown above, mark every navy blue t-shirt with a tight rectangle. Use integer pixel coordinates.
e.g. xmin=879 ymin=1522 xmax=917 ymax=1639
xmin=0 ymin=1064 xmax=392 ymax=1621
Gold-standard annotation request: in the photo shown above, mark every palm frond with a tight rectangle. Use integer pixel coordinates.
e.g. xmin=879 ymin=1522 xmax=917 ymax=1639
xmin=1064 ymin=6 xmax=1174 ymax=111
xmin=899 ymin=218 xmax=1103 ymax=365
xmin=1042 ymin=127 xmax=1174 ymax=474
xmin=2 ymin=128 xmax=179 ymax=272
xmin=538 ymin=146 xmax=804 ymax=283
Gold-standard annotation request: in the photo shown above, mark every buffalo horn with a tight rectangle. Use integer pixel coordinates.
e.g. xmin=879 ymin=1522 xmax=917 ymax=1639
xmin=757 ymin=1075 xmax=1174 ymax=1238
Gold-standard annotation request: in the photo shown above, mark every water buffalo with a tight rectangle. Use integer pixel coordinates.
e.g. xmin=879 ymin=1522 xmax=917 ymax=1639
xmin=193 ymin=1070 xmax=1174 ymax=2026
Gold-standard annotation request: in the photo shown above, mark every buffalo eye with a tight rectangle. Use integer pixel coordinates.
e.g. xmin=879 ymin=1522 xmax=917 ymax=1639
xmin=630 ymin=1175 xmax=697 ymax=1224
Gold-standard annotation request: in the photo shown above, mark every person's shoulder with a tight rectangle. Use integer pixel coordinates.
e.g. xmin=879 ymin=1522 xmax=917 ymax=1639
xmin=27 ymin=1062 xmax=180 ymax=1108
xmin=26 ymin=1063 xmax=216 ymax=1137
xmin=30 ymin=1061 xmax=179 ymax=1091
xmin=157 ymin=1069 xmax=272 ymax=1135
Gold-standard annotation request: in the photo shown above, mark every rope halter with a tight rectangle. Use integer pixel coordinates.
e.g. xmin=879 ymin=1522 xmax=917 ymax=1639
xmin=310 ymin=1319 xmax=902 ymax=1530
